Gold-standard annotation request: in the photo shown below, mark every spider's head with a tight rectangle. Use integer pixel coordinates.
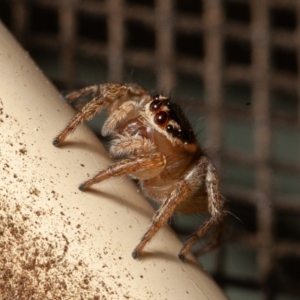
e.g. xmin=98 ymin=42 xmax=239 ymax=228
xmin=143 ymin=95 xmax=196 ymax=145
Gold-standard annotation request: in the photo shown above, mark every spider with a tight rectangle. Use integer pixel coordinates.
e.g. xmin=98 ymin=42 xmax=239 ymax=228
xmin=53 ymin=83 xmax=225 ymax=261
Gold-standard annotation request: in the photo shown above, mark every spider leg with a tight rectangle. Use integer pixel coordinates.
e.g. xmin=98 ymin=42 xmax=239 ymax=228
xmin=178 ymin=161 xmax=224 ymax=261
xmin=101 ymin=100 xmax=137 ymax=136
xmin=109 ymin=135 xmax=156 ymax=157
xmin=79 ymin=153 xmax=166 ymax=191
xmin=53 ymin=96 xmax=110 ymax=146
xmin=132 ymin=180 xmax=191 ymax=259
xmin=193 ymin=223 xmax=223 ymax=257
xmin=53 ymin=84 xmax=129 ymax=146
xmin=66 ymin=85 xmax=101 ymax=104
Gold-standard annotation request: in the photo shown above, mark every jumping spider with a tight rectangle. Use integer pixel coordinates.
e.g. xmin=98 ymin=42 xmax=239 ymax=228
xmin=53 ymin=83 xmax=225 ymax=261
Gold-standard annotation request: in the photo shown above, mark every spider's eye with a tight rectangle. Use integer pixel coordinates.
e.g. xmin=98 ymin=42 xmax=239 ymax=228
xmin=175 ymin=128 xmax=182 ymax=139
xmin=166 ymin=124 xmax=173 ymax=132
xmin=150 ymin=99 xmax=163 ymax=111
xmin=154 ymin=111 xmax=169 ymax=125
xmin=174 ymin=128 xmax=192 ymax=142
xmin=181 ymin=130 xmax=192 ymax=142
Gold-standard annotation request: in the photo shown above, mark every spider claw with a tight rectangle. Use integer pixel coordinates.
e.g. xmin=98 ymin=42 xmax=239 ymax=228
xmin=78 ymin=183 xmax=87 ymax=191
xmin=178 ymin=253 xmax=186 ymax=262
xmin=52 ymin=138 xmax=61 ymax=147
xmin=131 ymin=250 xmax=139 ymax=259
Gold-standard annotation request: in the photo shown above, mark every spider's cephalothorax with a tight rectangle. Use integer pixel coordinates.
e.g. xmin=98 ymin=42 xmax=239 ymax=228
xmin=53 ymin=83 xmax=225 ymax=261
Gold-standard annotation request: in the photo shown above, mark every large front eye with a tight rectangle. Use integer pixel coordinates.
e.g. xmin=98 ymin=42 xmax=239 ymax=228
xmin=154 ymin=111 xmax=168 ymax=125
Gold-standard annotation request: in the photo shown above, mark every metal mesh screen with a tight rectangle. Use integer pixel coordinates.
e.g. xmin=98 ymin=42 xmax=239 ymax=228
xmin=1 ymin=1 xmax=299 ymax=299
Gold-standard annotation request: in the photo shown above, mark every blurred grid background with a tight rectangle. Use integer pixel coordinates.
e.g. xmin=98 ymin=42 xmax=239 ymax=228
xmin=0 ymin=0 xmax=299 ymax=299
